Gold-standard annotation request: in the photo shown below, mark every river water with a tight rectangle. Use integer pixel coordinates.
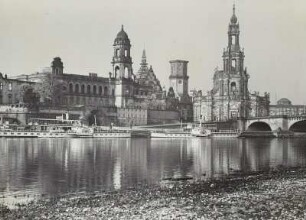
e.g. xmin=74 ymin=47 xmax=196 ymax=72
xmin=1 ymin=137 xmax=306 ymax=207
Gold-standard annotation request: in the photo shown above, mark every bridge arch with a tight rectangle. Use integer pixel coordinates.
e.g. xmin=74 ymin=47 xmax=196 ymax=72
xmin=247 ymin=121 xmax=272 ymax=132
xmin=289 ymin=120 xmax=306 ymax=132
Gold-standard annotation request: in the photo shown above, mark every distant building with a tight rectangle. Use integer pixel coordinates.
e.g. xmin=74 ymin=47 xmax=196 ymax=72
xmin=270 ymin=98 xmax=306 ymax=116
xmin=193 ymin=5 xmax=270 ymax=122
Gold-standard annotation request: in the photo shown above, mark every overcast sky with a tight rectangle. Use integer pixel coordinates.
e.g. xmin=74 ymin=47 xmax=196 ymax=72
xmin=0 ymin=0 xmax=305 ymax=104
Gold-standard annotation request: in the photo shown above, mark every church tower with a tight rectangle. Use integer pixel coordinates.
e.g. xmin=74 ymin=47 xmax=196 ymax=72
xmin=51 ymin=57 xmax=63 ymax=75
xmin=112 ymin=25 xmax=134 ymax=108
xmin=221 ymin=5 xmax=249 ymax=118
xmin=169 ymin=60 xmax=189 ymax=99
xmin=112 ymin=25 xmax=133 ymax=79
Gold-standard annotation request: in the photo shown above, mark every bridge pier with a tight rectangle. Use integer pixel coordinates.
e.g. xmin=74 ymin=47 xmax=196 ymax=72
xmin=237 ymin=117 xmax=247 ymax=132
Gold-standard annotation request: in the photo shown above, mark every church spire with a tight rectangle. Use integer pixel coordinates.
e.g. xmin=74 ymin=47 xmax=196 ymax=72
xmin=141 ymin=49 xmax=147 ymax=66
xmin=137 ymin=49 xmax=149 ymax=74
xmin=230 ymin=4 xmax=238 ymax=24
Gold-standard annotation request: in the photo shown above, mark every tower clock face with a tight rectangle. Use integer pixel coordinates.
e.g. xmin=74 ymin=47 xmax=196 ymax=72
xmin=178 ymin=80 xmax=182 ymax=84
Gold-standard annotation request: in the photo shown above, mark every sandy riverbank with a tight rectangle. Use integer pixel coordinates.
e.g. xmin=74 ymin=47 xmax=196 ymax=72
xmin=1 ymin=168 xmax=306 ymax=219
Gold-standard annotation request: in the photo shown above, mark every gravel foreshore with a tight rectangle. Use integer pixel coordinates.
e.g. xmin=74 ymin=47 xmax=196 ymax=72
xmin=1 ymin=168 xmax=306 ymax=219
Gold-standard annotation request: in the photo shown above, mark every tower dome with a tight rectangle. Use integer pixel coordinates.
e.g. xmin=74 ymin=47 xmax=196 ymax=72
xmin=114 ymin=25 xmax=130 ymax=45
xmin=51 ymin=57 xmax=64 ymax=75
xmin=230 ymin=5 xmax=238 ymax=24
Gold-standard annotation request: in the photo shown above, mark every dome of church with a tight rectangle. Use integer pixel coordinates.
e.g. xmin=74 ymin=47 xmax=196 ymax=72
xmin=114 ymin=25 xmax=130 ymax=44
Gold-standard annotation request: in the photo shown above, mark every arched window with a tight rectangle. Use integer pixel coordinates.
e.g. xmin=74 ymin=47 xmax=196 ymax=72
xmin=93 ymin=85 xmax=97 ymax=95
xmin=232 ymin=35 xmax=236 ymax=45
xmin=124 ymin=67 xmax=128 ymax=78
xmin=75 ymin=84 xmax=79 ymax=93
xmin=87 ymin=85 xmax=91 ymax=94
xmin=81 ymin=85 xmax=85 ymax=94
xmin=116 ymin=49 xmax=120 ymax=57
xmin=99 ymin=86 xmax=102 ymax=95
xmin=69 ymin=83 xmax=73 ymax=93
xmin=231 ymin=82 xmax=237 ymax=91
xmin=125 ymin=49 xmax=128 ymax=57
xmin=104 ymin=86 xmax=108 ymax=96
xmin=115 ymin=66 xmax=120 ymax=78
xmin=231 ymin=59 xmax=236 ymax=69
xmin=112 ymin=89 xmax=115 ymax=96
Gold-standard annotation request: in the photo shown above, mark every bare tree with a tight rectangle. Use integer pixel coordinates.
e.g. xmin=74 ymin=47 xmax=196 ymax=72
xmin=35 ymin=73 xmax=67 ymax=107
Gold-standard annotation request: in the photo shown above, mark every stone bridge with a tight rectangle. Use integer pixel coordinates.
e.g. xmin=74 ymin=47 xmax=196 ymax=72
xmin=238 ymin=115 xmax=306 ymax=132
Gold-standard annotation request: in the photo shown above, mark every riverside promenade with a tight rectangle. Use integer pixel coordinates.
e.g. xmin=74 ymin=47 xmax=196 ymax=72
xmin=1 ymin=167 xmax=306 ymax=219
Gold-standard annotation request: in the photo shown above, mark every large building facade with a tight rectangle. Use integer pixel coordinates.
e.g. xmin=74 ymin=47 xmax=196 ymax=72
xmin=5 ymin=26 xmax=190 ymax=125
xmin=270 ymin=98 xmax=306 ymax=116
xmin=0 ymin=73 xmax=36 ymax=105
xmin=193 ymin=6 xmax=270 ymax=122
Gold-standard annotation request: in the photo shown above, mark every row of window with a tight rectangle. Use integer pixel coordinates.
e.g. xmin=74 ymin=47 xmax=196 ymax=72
xmin=68 ymin=83 xmax=114 ymax=96
xmin=115 ymin=49 xmax=129 ymax=57
xmin=0 ymin=82 xmax=12 ymax=91
xmin=67 ymin=83 xmax=151 ymax=97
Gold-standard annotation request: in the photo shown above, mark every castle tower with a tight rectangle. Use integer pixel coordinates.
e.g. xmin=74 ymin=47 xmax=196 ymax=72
xmin=51 ymin=57 xmax=63 ymax=75
xmin=169 ymin=60 xmax=189 ymax=99
xmin=112 ymin=25 xmax=133 ymax=79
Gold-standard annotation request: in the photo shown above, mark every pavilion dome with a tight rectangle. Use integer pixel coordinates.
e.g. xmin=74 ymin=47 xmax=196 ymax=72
xmin=277 ymin=98 xmax=292 ymax=106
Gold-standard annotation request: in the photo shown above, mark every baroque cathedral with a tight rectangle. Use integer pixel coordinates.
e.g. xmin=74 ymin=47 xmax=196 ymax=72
xmin=193 ymin=6 xmax=270 ymax=122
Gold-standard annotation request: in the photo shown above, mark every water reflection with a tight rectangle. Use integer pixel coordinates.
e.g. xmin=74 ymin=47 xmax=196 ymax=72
xmin=1 ymin=137 xmax=306 ymax=206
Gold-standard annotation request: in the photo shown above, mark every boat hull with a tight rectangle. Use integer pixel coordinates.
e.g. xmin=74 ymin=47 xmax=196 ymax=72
xmin=93 ymin=132 xmax=131 ymax=138
xmin=38 ymin=132 xmax=71 ymax=138
xmin=0 ymin=131 xmax=39 ymax=138
xmin=211 ymin=131 xmax=240 ymax=138
xmin=151 ymin=132 xmax=192 ymax=138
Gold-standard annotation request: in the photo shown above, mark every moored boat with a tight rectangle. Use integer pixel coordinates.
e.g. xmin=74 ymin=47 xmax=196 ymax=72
xmin=93 ymin=130 xmax=131 ymax=138
xmin=211 ymin=130 xmax=240 ymax=138
xmin=0 ymin=125 xmax=39 ymax=138
xmin=38 ymin=126 xmax=70 ymax=138
xmin=150 ymin=130 xmax=192 ymax=138
xmin=191 ymin=127 xmax=211 ymax=137
xmin=68 ymin=126 xmax=94 ymax=138
xmin=0 ymin=130 xmax=39 ymax=138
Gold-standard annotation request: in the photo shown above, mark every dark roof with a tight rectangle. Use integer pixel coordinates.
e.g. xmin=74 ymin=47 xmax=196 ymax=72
xmin=62 ymin=73 xmax=110 ymax=82
xmin=114 ymin=25 xmax=130 ymax=45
